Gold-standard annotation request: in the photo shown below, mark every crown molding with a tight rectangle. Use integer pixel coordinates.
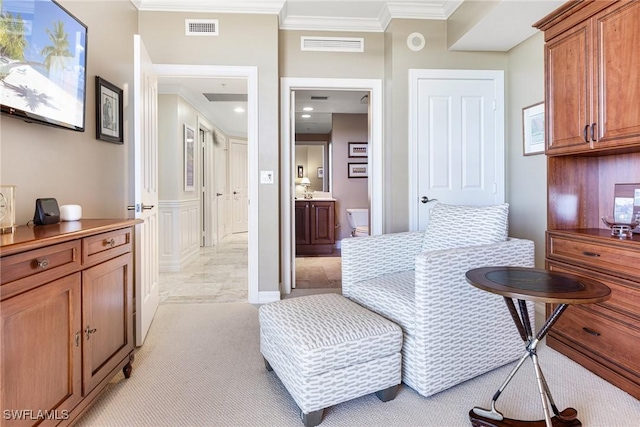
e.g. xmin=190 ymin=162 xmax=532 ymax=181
xmin=132 ymin=0 xmax=285 ymax=14
xmin=280 ymin=15 xmax=385 ymax=33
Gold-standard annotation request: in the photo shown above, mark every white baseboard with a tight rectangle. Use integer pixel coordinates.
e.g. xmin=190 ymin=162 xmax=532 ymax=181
xmin=257 ymin=291 xmax=280 ymax=304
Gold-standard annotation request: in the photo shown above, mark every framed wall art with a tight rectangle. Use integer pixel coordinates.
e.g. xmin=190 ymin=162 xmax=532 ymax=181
xmin=184 ymin=125 xmax=195 ymax=192
xmin=522 ymin=102 xmax=545 ymax=155
xmin=348 ymin=163 xmax=368 ymax=178
xmin=348 ymin=142 xmax=368 ymax=158
xmin=96 ymin=76 xmax=123 ymax=144
xmin=317 ymin=167 xmax=324 ymax=179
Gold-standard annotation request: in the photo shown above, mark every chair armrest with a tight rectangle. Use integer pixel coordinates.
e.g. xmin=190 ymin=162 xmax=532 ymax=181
xmin=413 ymin=237 xmax=535 ymax=324
xmin=341 ymin=231 xmax=424 ymax=297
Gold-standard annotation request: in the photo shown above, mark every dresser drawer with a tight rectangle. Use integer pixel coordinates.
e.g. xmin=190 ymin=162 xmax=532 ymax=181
xmin=0 ymin=240 xmax=81 ymax=299
xmin=551 ymin=305 xmax=640 ymax=377
xmin=547 ymin=233 xmax=640 ymax=279
xmin=82 ymin=227 xmax=132 ymax=266
xmin=548 ymin=260 xmax=640 ymax=320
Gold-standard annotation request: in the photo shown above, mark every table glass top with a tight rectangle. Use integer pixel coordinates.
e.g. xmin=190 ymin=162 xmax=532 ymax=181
xmin=485 ymin=269 xmax=585 ymax=293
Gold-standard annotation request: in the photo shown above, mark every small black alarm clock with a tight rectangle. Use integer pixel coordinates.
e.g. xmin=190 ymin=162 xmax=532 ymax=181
xmin=33 ymin=198 xmax=60 ymax=225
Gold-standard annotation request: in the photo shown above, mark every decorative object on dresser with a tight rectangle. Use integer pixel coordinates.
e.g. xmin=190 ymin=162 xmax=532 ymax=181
xmin=0 ymin=185 xmax=16 ymax=234
xmin=96 ymin=76 xmax=124 ymax=144
xmin=1 ymin=219 xmax=141 ymax=427
xmin=535 ymin=0 xmax=640 ymax=400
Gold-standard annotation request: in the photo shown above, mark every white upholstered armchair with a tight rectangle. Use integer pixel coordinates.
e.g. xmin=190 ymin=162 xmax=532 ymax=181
xmin=341 ymin=203 xmax=535 ymax=398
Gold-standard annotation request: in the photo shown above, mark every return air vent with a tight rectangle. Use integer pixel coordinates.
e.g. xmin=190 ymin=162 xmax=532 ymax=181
xmin=301 ymin=36 xmax=364 ymax=53
xmin=185 ymin=19 xmax=218 ymax=36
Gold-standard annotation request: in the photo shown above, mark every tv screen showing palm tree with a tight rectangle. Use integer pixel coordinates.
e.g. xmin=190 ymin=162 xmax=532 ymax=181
xmin=0 ymin=0 xmax=87 ymax=131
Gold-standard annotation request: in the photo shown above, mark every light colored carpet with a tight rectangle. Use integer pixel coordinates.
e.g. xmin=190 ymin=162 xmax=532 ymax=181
xmin=77 ymin=302 xmax=640 ymax=427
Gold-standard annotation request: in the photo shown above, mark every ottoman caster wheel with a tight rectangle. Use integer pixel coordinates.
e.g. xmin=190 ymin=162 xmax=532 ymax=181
xmin=300 ymin=408 xmax=324 ymax=427
xmin=375 ymin=384 xmax=399 ymax=402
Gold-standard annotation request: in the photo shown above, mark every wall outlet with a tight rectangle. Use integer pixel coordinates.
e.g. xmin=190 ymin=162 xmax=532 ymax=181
xmin=260 ymin=171 xmax=274 ymax=184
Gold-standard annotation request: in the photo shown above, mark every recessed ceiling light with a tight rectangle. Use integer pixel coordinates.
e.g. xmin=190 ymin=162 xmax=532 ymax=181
xmin=303 ymin=107 xmax=313 ymax=111
xmin=301 ymin=114 xmax=311 ymax=118
xmin=234 ymin=107 xmax=245 ymax=113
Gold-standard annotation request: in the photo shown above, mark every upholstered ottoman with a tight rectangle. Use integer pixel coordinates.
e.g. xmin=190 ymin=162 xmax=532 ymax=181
xmin=259 ymin=293 xmax=402 ymax=427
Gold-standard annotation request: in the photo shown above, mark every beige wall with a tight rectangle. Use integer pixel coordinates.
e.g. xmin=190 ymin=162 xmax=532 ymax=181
xmin=0 ymin=1 xmax=138 ymax=224
xmin=139 ymin=11 xmax=280 ymax=293
xmin=383 ymin=19 xmax=509 ymax=233
xmin=506 ymin=32 xmax=547 ymax=267
xmin=331 ymin=114 xmax=369 ymax=241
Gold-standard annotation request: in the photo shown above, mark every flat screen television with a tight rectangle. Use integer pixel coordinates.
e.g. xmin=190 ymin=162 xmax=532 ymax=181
xmin=0 ymin=0 xmax=87 ymax=131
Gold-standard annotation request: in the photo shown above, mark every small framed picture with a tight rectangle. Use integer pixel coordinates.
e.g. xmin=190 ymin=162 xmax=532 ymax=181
xmin=96 ymin=76 xmax=124 ymax=144
xmin=348 ymin=142 xmax=368 ymax=158
xmin=522 ymin=102 xmax=545 ymax=155
xmin=297 ymin=165 xmax=304 ymax=178
xmin=348 ymin=163 xmax=368 ymax=178
xmin=317 ymin=167 xmax=324 ymax=179
xmin=184 ymin=125 xmax=195 ymax=192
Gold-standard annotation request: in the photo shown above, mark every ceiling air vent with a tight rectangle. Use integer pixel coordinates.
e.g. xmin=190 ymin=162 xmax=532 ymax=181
xmin=301 ymin=36 xmax=364 ymax=53
xmin=185 ymin=19 xmax=218 ymax=36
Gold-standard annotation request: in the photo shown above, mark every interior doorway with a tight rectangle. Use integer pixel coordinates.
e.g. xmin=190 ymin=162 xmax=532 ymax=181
xmin=281 ymin=78 xmax=383 ymax=295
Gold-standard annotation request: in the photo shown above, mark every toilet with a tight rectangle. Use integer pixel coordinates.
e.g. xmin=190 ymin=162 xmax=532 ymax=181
xmin=346 ymin=208 xmax=369 ymax=237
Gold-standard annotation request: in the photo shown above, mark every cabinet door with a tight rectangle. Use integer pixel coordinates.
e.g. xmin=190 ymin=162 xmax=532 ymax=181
xmin=1 ymin=273 xmax=82 ymax=427
xmin=546 ymin=22 xmax=592 ymax=154
xmin=294 ymin=202 xmax=310 ymax=245
xmin=592 ymin=2 xmax=640 ymax=148
xmin=82 ymin=253 xmax=134 ymax=393
xmin=310 ymin=201 xmax=334 ymax=245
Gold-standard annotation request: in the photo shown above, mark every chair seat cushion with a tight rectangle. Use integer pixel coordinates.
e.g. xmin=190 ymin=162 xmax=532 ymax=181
xmin=259 ymin=293 xmax=402 ymax=377
xmin=347 ymin=271 xmax=415 ymax=335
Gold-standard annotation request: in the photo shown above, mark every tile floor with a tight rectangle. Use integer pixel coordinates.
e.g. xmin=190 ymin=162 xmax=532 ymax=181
xmin=159 ymin=232 xmax=343 ymax=304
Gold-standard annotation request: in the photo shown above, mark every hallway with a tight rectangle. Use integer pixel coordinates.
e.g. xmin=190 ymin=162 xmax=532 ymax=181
xmin=159 ymin=233 xmax=248 ymax=304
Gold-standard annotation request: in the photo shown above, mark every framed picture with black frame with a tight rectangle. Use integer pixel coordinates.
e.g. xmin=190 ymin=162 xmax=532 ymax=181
xmin=95 ymin=76 xmax=123 ymax=144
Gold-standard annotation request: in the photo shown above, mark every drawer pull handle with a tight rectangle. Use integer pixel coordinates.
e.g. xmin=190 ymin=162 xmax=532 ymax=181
xmin=85 ymin=325 xmax=97 ymax=340
xmin=104 ymin=238 xmax=116 ymax=247
xmin=582 ymin=251 xmax=600 ymax=257
xmin=582 ymin=327 xmax=601 ymax=337
xmin=75 ymin=331 xmax=81 ymax=347
xmin=36 ymin=258 xmax=50 ymax=269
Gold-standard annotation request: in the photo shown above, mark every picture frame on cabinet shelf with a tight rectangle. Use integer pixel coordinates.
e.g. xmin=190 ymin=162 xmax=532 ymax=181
xmin=96 ymin=77 xmax=123 ymax=144
xmin=184 ymin=125 xmax=195 ymax=192
xmin=523 ymin=102 xmax=545 ymax=155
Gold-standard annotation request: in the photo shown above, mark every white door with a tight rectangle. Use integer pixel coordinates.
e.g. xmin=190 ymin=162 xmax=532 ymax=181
xmin=133 ymin=35 xmax=159 ymax=346
xmin=214 ymin=131 xmax=228 ymax=241
xmin=409 ymin=69 xmax=505 ymax=230
xmin=230 ymin=138 xmax=248 ymax=233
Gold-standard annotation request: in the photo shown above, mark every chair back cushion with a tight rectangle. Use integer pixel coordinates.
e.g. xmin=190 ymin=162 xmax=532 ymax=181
xmin=422 ymin=203 xmax=509 ymax=252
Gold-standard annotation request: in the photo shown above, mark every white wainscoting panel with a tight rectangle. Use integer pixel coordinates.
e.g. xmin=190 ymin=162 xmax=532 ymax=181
xmin=159 ymin=199 xmax=201 ymax=272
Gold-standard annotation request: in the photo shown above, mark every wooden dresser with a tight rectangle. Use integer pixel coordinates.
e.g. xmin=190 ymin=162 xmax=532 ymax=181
xmin=295 ymin=200 xmax=335 ymax=255
xmin=1 ymin=219 xmax=141 ymax=426
xmin=535 ymin=0 xmax=640 ymax=400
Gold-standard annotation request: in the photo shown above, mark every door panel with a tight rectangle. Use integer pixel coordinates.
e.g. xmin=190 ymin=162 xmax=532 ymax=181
xmin=133 ymin=35 xmax=159 ymax=346
xmin=230 ymin=138 xmax=248 ymax=234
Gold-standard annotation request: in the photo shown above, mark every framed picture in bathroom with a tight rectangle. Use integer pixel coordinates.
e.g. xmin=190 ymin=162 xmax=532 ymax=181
xmin=317 ymin=167 xmax=324 ymax=178
xmin=348 ymin=142 xmax=368 ymax=158
xmin=348 ymin=163 xmax=368 ymax=178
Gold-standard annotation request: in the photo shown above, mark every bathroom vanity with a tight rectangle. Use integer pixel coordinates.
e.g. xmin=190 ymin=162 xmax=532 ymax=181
xmin=295 ymin=199 xmax=335 ymax=255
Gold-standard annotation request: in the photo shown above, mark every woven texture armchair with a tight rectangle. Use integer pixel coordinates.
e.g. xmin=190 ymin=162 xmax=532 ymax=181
xmin=342 ymin=230 xmax=535 ymax=398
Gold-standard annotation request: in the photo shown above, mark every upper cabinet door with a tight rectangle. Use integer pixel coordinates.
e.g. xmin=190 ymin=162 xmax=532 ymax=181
xmin=545 ymin=21 xmax=592 ymax=155
xmin=593 ymin=1 xmax=640 ymax=149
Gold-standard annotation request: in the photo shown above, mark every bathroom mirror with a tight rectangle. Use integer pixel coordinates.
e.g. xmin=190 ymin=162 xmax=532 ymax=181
xmin=295 ymin=141 xmax=329 ymax=192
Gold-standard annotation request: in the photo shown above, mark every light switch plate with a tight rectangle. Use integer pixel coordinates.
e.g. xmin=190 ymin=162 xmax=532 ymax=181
xmin=260 ymin=171 xmax=274 ymax=184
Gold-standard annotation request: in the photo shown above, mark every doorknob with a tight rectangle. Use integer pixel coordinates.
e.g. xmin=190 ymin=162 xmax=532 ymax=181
xmin=421 ymin=196 xmax=437 ymax=204
xmin=233 ymin=191 xmax=238 ymax=195
xmin=126 ymin=204 xmax=154 ymax=212
xmin=142 ymin=204 xmax=154 ymax=210
xmin=216 ymin=193 xmax=223 ymax=196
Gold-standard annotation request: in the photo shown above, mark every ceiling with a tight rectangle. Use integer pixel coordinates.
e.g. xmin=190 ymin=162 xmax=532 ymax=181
xmin=140 ymin=0 xmax=564 ymax=136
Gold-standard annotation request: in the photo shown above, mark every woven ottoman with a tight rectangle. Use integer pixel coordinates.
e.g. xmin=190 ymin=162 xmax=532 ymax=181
xmin=259 ymin=293 xmax=402 ymax=427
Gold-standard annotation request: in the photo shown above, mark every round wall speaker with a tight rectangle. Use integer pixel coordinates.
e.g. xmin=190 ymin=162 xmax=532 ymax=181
xmin=407 ymin=32 xmax=426 ymax=51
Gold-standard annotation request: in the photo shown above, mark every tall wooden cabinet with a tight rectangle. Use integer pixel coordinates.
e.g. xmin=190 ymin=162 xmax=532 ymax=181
xmin=295 ymin=200 xmax=335 ymax=255
xmin=1 ymin=219 xmax=140 ymax=426
xmin=535 ymin=0 xmax=640 ymax=400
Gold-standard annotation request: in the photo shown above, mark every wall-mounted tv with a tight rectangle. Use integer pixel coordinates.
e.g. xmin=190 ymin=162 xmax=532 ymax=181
xmin=0 ymin=0 xmax=87 ymax=131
